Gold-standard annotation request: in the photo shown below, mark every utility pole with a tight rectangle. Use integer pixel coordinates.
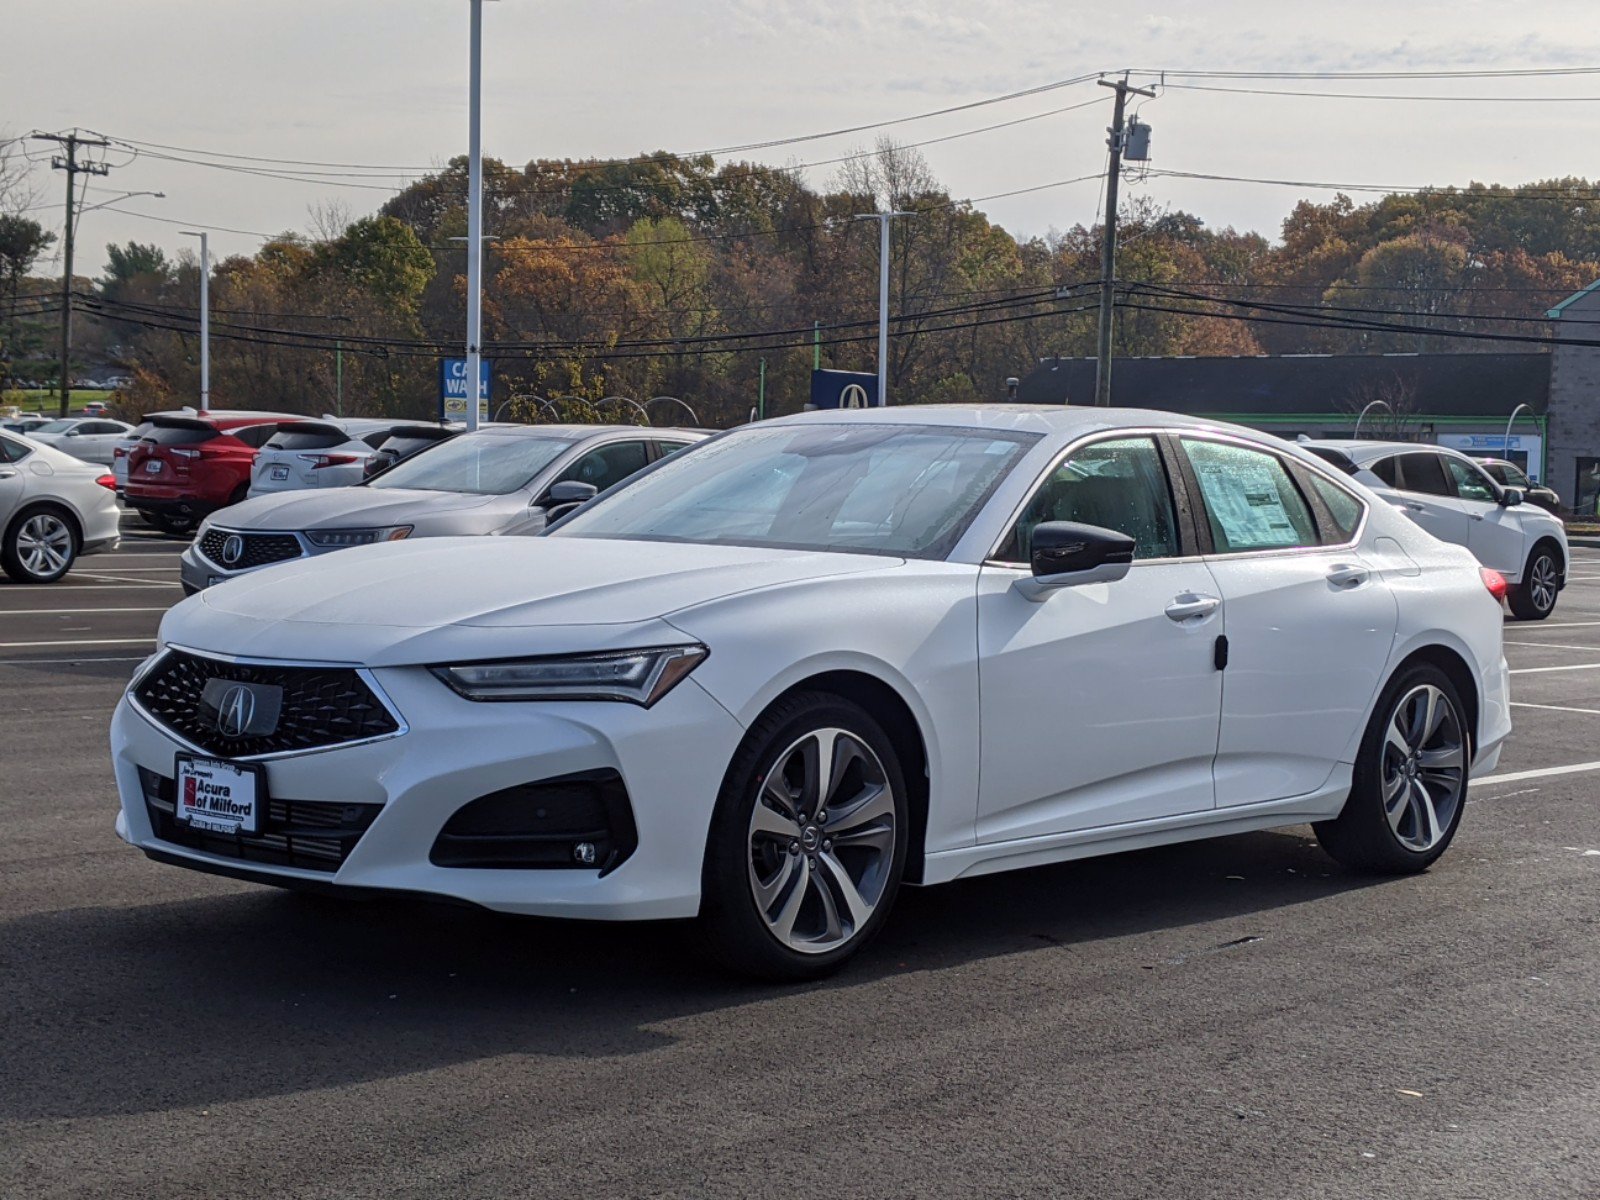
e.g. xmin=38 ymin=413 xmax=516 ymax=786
xmin=33 ymin=131 xmax=111 ymax=417
xmin=853 ymin=211 xmax=913 ymax=405
xmin=464 ymin=0 xmax=486 ymax=431
xmin=1093 ymin=75 xmax=1154 ymax=407
xmin=180 ymin=231 xmax=210 ymax=410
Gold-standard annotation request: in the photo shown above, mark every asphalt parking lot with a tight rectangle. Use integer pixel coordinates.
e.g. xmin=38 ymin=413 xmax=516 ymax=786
xmin=4 ymin=518 xmax=1600 ymax=1199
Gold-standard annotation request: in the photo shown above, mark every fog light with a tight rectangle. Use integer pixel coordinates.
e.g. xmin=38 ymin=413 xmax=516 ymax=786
xmin=573 ymin=842 xmax=598 ymax=866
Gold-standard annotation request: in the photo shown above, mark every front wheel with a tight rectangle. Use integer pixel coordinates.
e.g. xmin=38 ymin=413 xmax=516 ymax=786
xmin=1507 ymin=547 xmax=1560 ymax=621
xmin=2 ymin=508 xmax=78 ymax=583
xmin=1315 ymin=664 xmax=1469 ymax=873
xmin=698 ymin=693 xmax=908 ymax=981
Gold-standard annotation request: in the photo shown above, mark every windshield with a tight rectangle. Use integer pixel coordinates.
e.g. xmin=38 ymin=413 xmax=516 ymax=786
xmin=367 ymin=431 xmax=576 ymax=495
xmin=35 ymin=420 xmax=76 ymax=434
xmin=551 ymin=422 xmax=1037 ymax=558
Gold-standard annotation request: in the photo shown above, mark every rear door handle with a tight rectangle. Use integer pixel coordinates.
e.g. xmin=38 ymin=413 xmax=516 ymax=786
xmin=1327 ymin=563 xmax=1370 ymax=588
xmin=0 ymin=468 xmax=16 ymax=479
xmin=1401 ymin=501 xmax=1425 ymax=512
xmin=1165 ymin=593 xmax=1221 ymax=622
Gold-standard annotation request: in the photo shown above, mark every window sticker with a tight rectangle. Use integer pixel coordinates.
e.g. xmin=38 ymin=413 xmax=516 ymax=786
xmin=1196 ymin=462 xmax=1302 ymax=548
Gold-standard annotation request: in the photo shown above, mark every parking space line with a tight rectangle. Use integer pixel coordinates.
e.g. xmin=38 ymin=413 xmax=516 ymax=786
xmin=1504 ymin=641 xmax=1600 ymax=652
xmin=0 ymin=637 xmax=157 ymax=649
xmin=2 ymin=584 xmax=180 ymax=591
xmin=0 ymin=607 xmax=168 ymax=615
xmin=1508 ymin=620 xmax=1600 ymax=629
xmin=1509 ymin=662 xmax=1600 ymax=675
xmin=1478 ymin=760 xmax=1600 ymax=786
xmin=1510 ymin=700 xmax=1600 ymax=716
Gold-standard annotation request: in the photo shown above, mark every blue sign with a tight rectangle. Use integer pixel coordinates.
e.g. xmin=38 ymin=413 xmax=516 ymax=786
xmin=809 ymin=369 xmax=880 ymax=410
xmin=439 ymin=358 xmax=491 ymax=421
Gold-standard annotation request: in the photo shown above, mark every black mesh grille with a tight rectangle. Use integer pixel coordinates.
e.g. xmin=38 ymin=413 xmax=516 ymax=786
xmin=133 ymin=649 xmax=401 ymax=757
xmin=140 ymin=767 xmax=378 ymax=872
xmin=199 ymin=528 xmax=303 ymax=570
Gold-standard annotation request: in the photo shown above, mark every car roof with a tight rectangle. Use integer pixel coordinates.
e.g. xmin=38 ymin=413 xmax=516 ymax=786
xmin=1299 ymin=438 xmax=1452 ymax=464
xmin=764 ymin=404 xmax=1259 ymax=439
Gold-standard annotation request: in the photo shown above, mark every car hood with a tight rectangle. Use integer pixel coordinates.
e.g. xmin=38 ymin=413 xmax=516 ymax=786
xmin=167 ymin=537 xmax=898 ymax=665
xmin=210 ymin=487 xmax=503 ymax=531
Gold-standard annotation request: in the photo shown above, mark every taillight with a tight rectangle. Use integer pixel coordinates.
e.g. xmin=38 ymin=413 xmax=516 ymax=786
xmin=113 ymin=447 xmax=127 ymax=460
xmin=171 ymin=447 xmax=202 ymax=460
xmin=1481 ymin=568 xmax=1508 ymax=601
xmin=94 ymin=473 xmax=116 ymax=491
xmin=297 ymin=454 xmax=360 ymax=468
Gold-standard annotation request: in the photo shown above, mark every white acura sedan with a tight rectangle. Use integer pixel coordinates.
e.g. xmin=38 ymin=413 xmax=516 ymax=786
xmin=112 ymin=407 xmax=1511 ymax=979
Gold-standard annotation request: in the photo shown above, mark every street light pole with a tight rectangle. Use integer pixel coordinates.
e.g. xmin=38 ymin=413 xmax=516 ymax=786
xmin=464 ymin=0 xmax=486 ymax=432
xmin=180 ymin=231 xmax=210 ymax=412
xmin=853 ymin=211 xmax=912 ymax=405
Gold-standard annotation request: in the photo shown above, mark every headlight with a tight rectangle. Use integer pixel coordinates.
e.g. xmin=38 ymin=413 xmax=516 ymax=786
xmin=305 ymin=526 xmax=413 ymax=548
xmin=432 ymin=645 xmax=708 ymax=706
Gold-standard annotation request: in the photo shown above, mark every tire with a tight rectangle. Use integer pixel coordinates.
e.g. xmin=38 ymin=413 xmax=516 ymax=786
xmin=698 ymin=692 xmax=909 ymax=981
xmin=149 ymin=512 xmax=197 ymax=538
xmin=1 ymin=506 xmax=79 ymax=583
xmin=1315 ymin=663 xmax=1469 ymax=873
xmin=1507 ymin=544 xmax=1560 ymax=621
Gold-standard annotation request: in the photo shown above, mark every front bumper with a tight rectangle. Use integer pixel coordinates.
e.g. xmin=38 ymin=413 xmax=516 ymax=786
xmin=111 ymin=662 xmax=746 ymax=920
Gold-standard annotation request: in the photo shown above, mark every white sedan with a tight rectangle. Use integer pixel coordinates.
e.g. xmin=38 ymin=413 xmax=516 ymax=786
xmin=111 ymin=407 xmax=1510 ymax=978
xmin=1 ymin=431 xmax=122 ymax=582
xmin=26 ymin=417 xmax=135 ymax=465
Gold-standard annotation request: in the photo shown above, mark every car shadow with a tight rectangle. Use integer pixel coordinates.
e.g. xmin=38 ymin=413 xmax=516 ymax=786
xmin=2 ymin=827 xmax=1384 ymax=1121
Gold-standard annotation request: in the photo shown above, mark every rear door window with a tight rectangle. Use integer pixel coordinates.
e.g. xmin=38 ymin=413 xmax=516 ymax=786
xmin=1395 ymin=452 xmax=1453 ymax=497
xmin=146 ymin=424 xmax=218 ymax=446
xmin=1369 ymin=456 xmax=1400 ymax=487
xmin=1306 ymin=472 xmax=1366 ymax=542
xmin=266 ymin=428 xmax=348 ymax=451
xmin=231 ymin=424 xmax=282 ymax=449
xmin=0 ymin=434 xmax=32 ymax=463
xmin=1181 ymin=438 xmax=1319 ymax=553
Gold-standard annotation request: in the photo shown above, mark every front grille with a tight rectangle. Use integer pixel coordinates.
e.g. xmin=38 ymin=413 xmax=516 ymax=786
xmin=199 ymin=528 xmax=303 ymax=571
xmin=140 ymin=767 xmax=379 ymax=872
xmin=133 ymin=649 xmax=401 ymax=758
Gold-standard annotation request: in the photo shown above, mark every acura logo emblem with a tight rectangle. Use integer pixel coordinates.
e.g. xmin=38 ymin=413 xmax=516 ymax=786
xmin=217 ymin=685 xmax=256 ymax=738
xmin=221 ymin=534 xmax=244 ymax=566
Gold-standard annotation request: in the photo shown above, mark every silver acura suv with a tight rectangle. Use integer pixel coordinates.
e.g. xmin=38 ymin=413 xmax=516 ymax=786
xmin=180 ymin=423 xmax=704 ymax=593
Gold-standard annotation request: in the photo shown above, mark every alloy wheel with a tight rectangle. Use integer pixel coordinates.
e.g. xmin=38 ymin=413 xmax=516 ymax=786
xmin=1381 ymin=684 xmax=1466 ymax=853
xmin=17 ymin=513 xmax=72 ymax=578
xmin=746 ymin=727 xmax=897 ymax=955
xmin=1530 ymin=554 xmax=1558 ymax=614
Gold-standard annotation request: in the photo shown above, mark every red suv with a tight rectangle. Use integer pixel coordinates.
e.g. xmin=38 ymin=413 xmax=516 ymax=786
xmin=125 ymin=413 xmax=298 ymax=535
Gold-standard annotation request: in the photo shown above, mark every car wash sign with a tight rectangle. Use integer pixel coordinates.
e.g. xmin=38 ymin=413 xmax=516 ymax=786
xmin=439 ymin=358 xmax=491 ymax=421
xmin=809 ymin=369 xmax=881 ymax=410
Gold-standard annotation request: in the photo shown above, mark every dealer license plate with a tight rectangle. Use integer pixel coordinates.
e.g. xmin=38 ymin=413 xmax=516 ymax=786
xmin=145 ymin=460 xmax=164 ymax=475
xmin=174 ymin=756 xmax=263 ymax=834
xmin=269 ymin=465 xmax=290 ymax=481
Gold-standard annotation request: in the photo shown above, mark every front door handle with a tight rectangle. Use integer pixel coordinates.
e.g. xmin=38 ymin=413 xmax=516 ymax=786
xmin=1327 ymin=563 xmax=1370 ymax=589
xmin=1401 ymin=500 xmax=1425 ymax=512
xmin=0 ymin=468 xmax=16 ymax=480
xmin=1165 ymin=593 xmax=1221 ymax=622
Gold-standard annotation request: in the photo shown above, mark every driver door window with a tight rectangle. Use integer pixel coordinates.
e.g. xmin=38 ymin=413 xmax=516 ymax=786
xmin=998 ymin=436 xmax=1178 ymax=562
xmin=558 ymin=440 xmax=650 ymax=493
xmin=1443 ymin=456 xmax=1497 ymax=504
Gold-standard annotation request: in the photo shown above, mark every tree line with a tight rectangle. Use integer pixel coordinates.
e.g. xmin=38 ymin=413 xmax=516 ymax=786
xmin=4 ymin=140 xmax=1599 ymax=426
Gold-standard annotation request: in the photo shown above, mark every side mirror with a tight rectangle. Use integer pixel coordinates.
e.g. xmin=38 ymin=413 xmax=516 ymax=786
xmin=1499 ymin=488 xmax=1524 ymax=508
xmin=1016 ymin=521 xmax=1135 ymax=601
xmin=541 ymin=479 xmax=599 ymax=519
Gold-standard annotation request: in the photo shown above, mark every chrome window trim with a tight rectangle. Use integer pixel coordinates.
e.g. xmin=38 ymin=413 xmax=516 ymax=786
xmin=982 ymin=427 xmax=1188 ymax=567
xmin=125 ymin=643 xmax=410 ymax=762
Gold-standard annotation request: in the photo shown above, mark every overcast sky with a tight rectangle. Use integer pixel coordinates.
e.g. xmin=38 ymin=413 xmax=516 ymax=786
xmin=9 ymin=0 xmax=1600 ymax=275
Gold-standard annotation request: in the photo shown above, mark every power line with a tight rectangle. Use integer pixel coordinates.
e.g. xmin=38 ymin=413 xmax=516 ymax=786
xmin=1139 ymin=66 xmax=1600 ymax=80
xmin=1144 ymin=169 xmax=1600 ymax=198
xmin=1160 ymin=82 xmax=1600 ymax=102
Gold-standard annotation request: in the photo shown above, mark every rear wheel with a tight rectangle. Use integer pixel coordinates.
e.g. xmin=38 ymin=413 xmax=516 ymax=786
xmin=698 ymin=693 xmax=908 ymax=981
xmin=1507 ymin=545 xmax=1560 ymax=621
xmin=2 ymin=507 xmax=79 ymax=583
xmin=1315 ymin=664 xmax=1468 ymax=873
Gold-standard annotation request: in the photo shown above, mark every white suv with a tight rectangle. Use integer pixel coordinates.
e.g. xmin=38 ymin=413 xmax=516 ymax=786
xmin=1303 ymin=440 xmax=1567 ymax=620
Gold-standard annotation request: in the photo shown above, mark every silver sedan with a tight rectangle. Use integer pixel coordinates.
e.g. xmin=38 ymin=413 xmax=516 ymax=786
xmin=0 ymin=432 xmax=122 ymax=583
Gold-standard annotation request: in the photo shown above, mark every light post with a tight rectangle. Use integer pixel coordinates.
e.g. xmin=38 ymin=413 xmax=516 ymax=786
xmin=179 ymin=230 xmax=209 ymax=411
xmin=853 ymin=211 xmax=913 ymax=406
xmin=1354 ymin=398 xmax=1392 ymax=440
xmin=462 ymin=0 xmax=489 ymax=431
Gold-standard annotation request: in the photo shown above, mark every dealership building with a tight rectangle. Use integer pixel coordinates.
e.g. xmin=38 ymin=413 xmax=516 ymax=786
xmin=1017 ymin=287 xmax=1600 ymax=515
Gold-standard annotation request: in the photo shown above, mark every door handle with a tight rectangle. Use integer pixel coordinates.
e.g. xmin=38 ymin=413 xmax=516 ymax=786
xmin=1468 ymin=512 xmax=1485 ymax=521
xmin=1401 ymin=500 xmax=1425 ymax=512
xmin=0 ymin=468 xmax=16 ymax=479
xmin=1327 ymin=563 xmax=1370 ymax=589
xmin=1165 ymin=593 xmax=1221 ymax=622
